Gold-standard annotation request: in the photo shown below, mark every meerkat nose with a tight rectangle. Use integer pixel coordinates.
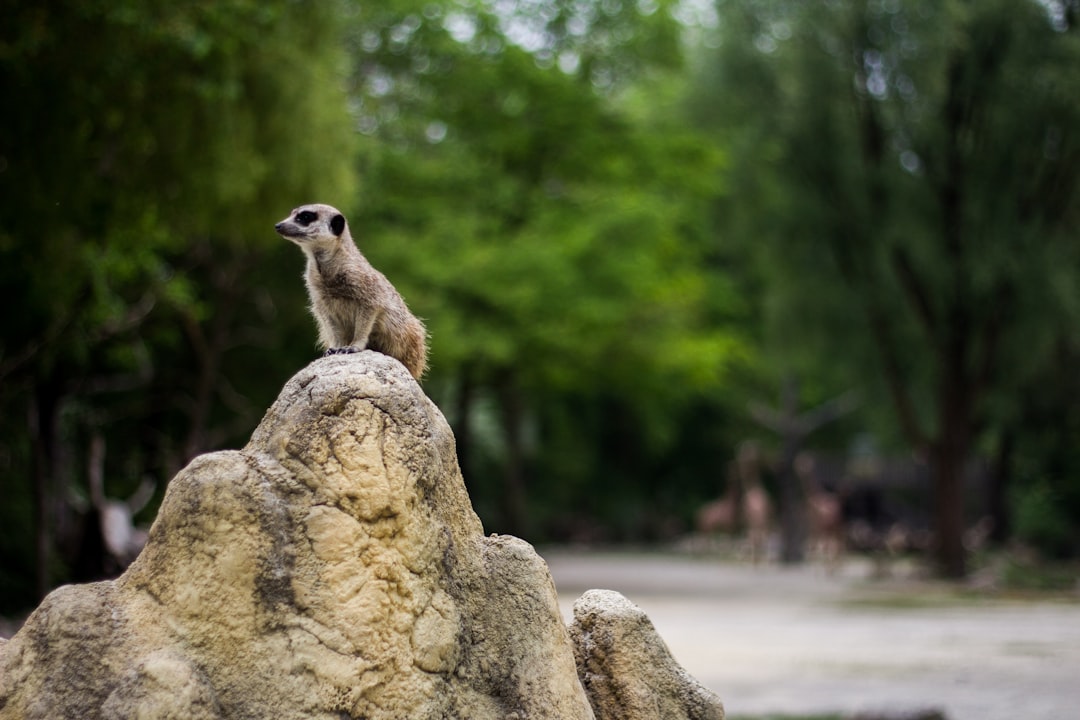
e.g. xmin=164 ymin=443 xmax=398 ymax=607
xmin=274 ymin=222 xmax=285 ymax=231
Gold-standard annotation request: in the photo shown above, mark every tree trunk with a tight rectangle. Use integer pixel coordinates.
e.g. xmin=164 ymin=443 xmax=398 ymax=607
xmin=932 ymin=367 xmax=971 ymax=578
xmin=29 ymin=380 xmax=62 ymax=600
xmin=931 ymin=441 xmax=967 ymax=578
xmin=453 ymin=369 xmax=474 ymax=490
xmin=777 ymin=440 xmax=805 ymax=564
xmin=498 ymin=375 xmax=529 ymax=537
xmin=987 ymin=430 xmax=1013 ymax=544
xmin=29 ymin=394 xmax=51 ymax=601
xmin=182 ymin=258 xmax=240 ymax=460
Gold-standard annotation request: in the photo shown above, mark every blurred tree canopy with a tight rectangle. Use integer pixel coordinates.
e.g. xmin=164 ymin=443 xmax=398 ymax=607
xmin=1 ymin=0 xmax=1078 ymax=610
xmin=0 ymin=0 xmax=748 ymax=611
xmin=0 ymin=0 xmax=358 ymax=606
xmin=344 ymin=0 xmax=747 ymax=535
xmin=693 ymin=0 xmax=1080 ymax=576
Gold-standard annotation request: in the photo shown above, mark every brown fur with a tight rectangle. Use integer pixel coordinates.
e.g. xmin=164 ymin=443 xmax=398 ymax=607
xmin=275 ymin=203 xmax=428 ymax=380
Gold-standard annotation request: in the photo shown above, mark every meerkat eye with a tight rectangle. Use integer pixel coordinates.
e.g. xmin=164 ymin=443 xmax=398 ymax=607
xmin=296 ymin=210 xmax=318 ymax=225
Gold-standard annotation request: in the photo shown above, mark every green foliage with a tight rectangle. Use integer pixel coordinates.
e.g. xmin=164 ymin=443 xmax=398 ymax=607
xmin=1012 ymin=479 xmax=1075 ymax=559
xmin=1 ymin=0 xmax=357 ymax=380
xmin=693 ymin=0 xmax=1080 ymax=573
xmin=999 ymin=553 xmax=1080 ymax=593
xmin=0 ymin=0 xmax=357 ymax=609
xmin=701 ymin=0 xmax=1080 ymax=394
xmin=0 ymin=0 xmax=755 ymax=607
xmin=6 ymin=0 xmax=1077 ymax=609
xmin=345 ymin=0 xmax=749 ymax=536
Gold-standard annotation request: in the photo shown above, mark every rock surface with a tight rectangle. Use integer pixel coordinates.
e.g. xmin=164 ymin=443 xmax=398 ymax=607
xmin=0 ymin=351 xmax=723 ymax=720
xmin=570 ymin=589 xmax=725 ymax=720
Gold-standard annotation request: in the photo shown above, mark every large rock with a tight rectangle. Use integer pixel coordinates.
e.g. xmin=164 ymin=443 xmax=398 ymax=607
xmin=571 ymin=590 xmax=725 ymax=720
xmin=0 ymin=352 xmax=724 ymax=720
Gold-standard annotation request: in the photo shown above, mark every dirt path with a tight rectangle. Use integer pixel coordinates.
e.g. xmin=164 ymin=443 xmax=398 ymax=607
xmin=544 ymin=550 xmax=1080 ymax=720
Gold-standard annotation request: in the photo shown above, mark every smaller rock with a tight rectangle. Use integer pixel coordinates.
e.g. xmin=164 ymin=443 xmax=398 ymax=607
xmin=569 ymin=589 xmax=724 ymax=720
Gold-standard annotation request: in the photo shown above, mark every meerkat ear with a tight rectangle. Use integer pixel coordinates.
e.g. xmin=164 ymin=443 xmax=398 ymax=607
xmin=330 ymin=213 xmax=346 ymax=236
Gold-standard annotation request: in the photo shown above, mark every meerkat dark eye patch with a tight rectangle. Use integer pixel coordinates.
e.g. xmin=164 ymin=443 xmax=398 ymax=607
xmin=296 ymin=210 xmax=318 ymax=225
xmin=330 ymin=214 xmax=346 ymax=236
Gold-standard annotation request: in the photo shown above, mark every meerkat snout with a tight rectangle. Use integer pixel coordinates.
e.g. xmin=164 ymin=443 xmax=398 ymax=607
xmin=276 ymin=203 xmax=428 ymax=380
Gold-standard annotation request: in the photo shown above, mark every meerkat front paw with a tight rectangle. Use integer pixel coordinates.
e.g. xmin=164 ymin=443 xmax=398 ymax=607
xmin=323 ymin=346 xmax=361 ymax=357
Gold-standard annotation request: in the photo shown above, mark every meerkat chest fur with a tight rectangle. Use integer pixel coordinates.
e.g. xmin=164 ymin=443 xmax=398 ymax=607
xmin=275 ymin=203 xmax=429 ymax=380
xmin=304 ymin=242 xmax=388 ymax=345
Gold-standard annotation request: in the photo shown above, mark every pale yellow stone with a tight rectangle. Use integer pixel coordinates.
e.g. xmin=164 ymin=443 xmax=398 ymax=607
xmin=0 ymin=352 xmax=721 ymax=720
xmin=0 ymin=353 xmax=593 ymax=719
xmin=570 ymin=589 xmax=725 ymax=720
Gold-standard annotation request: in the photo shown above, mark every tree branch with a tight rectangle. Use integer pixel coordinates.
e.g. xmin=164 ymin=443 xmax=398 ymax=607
xmin=891 ymin=246 xmax=941 ymax=356
xmin=865 ymin=299 xmax=930 ymax=450
xmin=970 ymin=283 xmax=1012 ymax=434
xmin=748 ymin=401 xmax=791 ymax=435
xmin=750 ymin=389 xmax=859 ymax=438
xmin=799 ymin=390 xmax=861 ymax=434
xmin=0 ymin=289 xmax=90 ymax=382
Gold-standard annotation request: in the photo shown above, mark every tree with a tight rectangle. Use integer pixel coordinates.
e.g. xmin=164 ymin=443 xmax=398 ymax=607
xmin=750 ymin=378 xmax=858 ymax=563
xmin=0 ymin=0 xmax=756 ymax=607
xmin=0 ymin=0 xmax=357 ymax=606
xmin=696 ymin=0 xmax=1080 ymax=576
xmin=342 ymin=0 xmax=749 ymax=536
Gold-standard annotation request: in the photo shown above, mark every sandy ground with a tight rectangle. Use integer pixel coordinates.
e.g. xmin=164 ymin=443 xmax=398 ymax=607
xmin=543 ymin=550 xmax=1080 ymax=720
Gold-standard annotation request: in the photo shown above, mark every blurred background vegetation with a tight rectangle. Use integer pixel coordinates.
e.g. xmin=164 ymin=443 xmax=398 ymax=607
xmin=1 ymin=0 xmax=1077 ymax=611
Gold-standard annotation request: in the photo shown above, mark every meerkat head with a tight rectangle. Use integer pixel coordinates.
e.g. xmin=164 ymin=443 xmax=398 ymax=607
xmin=275 ymin=203 xmax=349 ymax=251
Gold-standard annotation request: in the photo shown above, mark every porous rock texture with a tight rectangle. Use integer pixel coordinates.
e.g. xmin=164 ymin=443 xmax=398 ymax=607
xmin=570 ymin=589 xmax=725 ymax=720
xmin=0 ymin=351 xmax=724 ymax=720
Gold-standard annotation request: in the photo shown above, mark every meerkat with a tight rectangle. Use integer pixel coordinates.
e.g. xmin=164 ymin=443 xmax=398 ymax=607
xmin=275 ymin=203 xmax=428 ymax=380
